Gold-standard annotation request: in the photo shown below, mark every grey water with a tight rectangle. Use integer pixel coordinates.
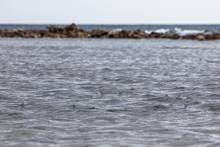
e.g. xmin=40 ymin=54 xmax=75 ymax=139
xmin=1 ymin=38 xmax=220 ymax=147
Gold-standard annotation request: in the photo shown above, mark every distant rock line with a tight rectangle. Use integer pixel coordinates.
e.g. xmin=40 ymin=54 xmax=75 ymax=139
xmin=1 ymin=23 xmax=220 ymax=40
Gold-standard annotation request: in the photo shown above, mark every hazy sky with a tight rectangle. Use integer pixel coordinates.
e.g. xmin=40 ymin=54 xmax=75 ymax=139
xmin=1 ymin=0 xmax=220 ymax=24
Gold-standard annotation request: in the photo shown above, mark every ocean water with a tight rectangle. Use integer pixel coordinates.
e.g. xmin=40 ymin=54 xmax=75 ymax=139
xmin=1 ymin=38 xmax=220 ymax=147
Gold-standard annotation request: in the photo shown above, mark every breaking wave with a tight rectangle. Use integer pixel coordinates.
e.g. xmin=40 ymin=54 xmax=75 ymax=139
xmin=145 ymin=28 xmax=207 ymax=36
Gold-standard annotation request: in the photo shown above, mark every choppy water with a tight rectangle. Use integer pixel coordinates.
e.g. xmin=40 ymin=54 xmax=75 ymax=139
xmin=1 ymin=38 xmax=220 ymax=147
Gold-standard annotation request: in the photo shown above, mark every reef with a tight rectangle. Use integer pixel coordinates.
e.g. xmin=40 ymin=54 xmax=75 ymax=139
xmin=1 ymin=23 xmax=220 ymax=40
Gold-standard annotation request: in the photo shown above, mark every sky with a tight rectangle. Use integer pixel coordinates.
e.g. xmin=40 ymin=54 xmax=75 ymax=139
xmin=1 ymin=0 xmax=220 ymax=24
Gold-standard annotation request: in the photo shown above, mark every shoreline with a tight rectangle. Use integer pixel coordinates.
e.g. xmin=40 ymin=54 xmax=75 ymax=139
xmin=1 ymin=23 xmax=220 ymax=40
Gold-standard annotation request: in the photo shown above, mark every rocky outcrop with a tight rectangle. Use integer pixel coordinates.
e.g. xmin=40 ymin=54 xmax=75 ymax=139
xmin=89 ymin=29 xmax=108 ymax=38
xmin=1 ymin=23 xmax=220 ymax=40
xmin=101 ymin=29 xmax=147 ymax=38
xmin=47 ymin=23 xmax=89 ymax=38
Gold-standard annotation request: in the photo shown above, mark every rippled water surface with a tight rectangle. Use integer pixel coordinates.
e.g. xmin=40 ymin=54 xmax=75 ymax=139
xmin=1 ymin=38 xmax=220 ymax=147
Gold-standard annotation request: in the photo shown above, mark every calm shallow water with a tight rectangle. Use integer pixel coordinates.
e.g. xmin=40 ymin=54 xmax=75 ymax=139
xmin=0 ymin=38 xmax=220 ymax=147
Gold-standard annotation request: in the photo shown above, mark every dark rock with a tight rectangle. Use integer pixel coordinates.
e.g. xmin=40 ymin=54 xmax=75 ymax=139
xmin=90 ymin=29 xmax=108 ymax=38
xmin=182 ymin=34 xmax=196 ymax=40
xmin=165 ymin=33 xmax=181 ymax=39
xmin=47 ymin=25 xmax=64 ymax=33
xmin=1 ymin=22 xmax=220 ymax=40
xmin=107 ymin=29 xmax=123 ymax=38
xmin=128 ymin=29 xmax=147 ymax=38
xmin=211 ymin=33 xmax=220 ymax=40
xmin=149 ymin=32 xmax=162 ymax=38
xmin=64 ymin=23 xmax=79 ymax=32
xmin=106 ymin=29 xmax=147 ymax=38
xmin=42 ymin=32 xmax=61 ymax=38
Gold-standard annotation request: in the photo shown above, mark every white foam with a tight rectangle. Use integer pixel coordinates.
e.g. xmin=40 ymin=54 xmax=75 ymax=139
xmin=145 ymin=30 xmax=152 ymax=34
xmin=145 ymin=29 xmax=170 ymax=34
xmin=154 ymin=29 xmax=170 ymax=34
xmin=145 ymin=28 xmax=206 ymax=36
xmin=174 ymin=28 xmax=205 ymax=36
